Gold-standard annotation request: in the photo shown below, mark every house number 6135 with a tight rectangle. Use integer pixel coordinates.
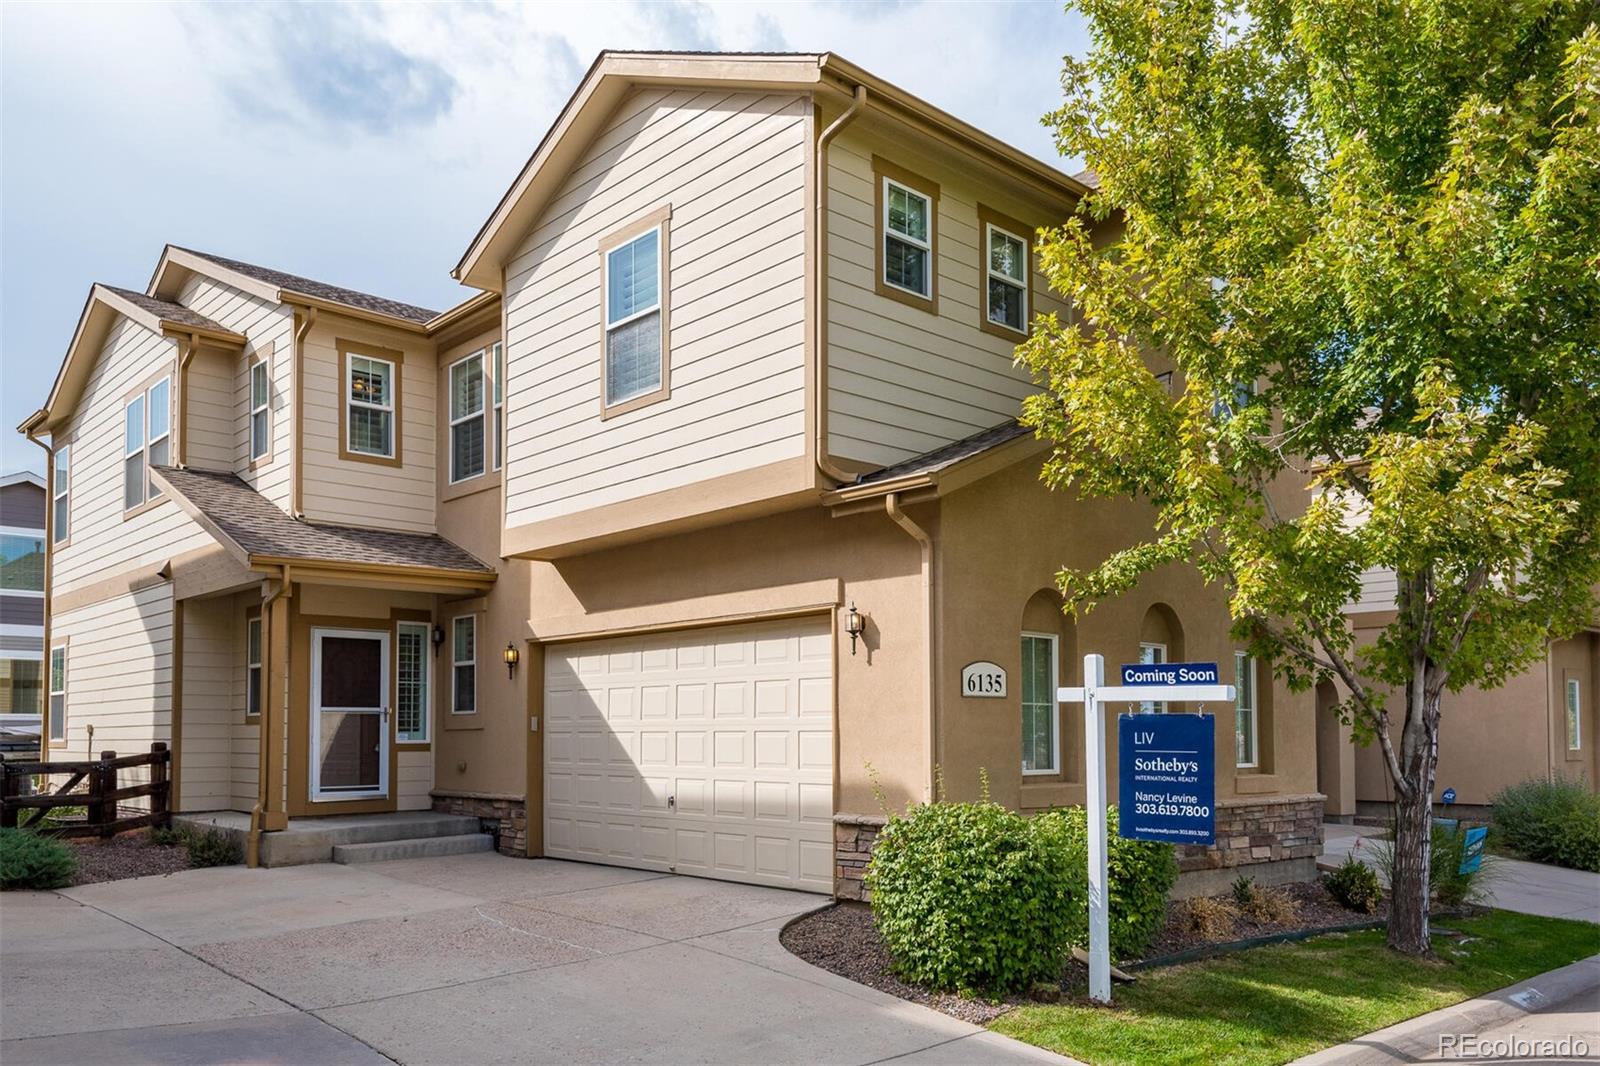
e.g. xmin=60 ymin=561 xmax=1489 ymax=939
xmin=961 ymin=661 xmax=1007 ymax=698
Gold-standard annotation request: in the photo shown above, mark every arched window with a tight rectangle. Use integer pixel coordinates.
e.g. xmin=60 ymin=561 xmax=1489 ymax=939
xmin=1137 ymin=603 xmax=1184 ymax=712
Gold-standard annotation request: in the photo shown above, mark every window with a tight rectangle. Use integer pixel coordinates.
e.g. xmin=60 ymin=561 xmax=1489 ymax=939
xmin=980 ymin=208 xmax=1030 ymax=336
xmin=449 ymin=352 xmax=486 ymax=483
xmin=604 ymin=226 xmax=664 ymax=408
xmin=885 ymin=180 xmax=932 ymax=298
xmin=1021 ymin=633 xmax=1059 ymax=775
xmin=245 ymin=617 xmax=262 ymax=720
xmin=0 ymin=659 xmax=41 ymax=715
xmin=451 ymin=616 xmax=476 ymax=714
xmin=396 ymin=621 xmax=430 ymax=742
xmin=346 ymin=352 xmax=396 ymax=458
xmin=1568 ymin=678 xmax=1583 ymax=752
xmin=492 ymin=342 xmax=505 ymax=471
xmin=250 ymin=359 xmax=271 ymax=461
xmin=0 ymin=533 xmax=44 ymax=593
xmin=1139 ymin=642 xmax=1167 ymax=713
xmin=52 ymin=444 xmax=69 ymax=544
xmin=48 ymin=646 xmax=65 ymax=743
xmin=1235 ymin=652 xmax=1258 ymax=768
xmin=123 ymin=377 xmax=170 ymax=511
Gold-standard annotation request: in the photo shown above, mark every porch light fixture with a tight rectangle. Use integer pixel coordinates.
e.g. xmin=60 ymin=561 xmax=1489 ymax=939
xmin=504 ymin=641 xmax=520 ymax=679
xmin=432 ymin=624 xmax=446 ymax=654
xmin=845 ymin=601 xmax=865 ymax=655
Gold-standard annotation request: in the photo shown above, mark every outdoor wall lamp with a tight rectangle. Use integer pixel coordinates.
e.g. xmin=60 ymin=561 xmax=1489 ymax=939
xmin=431 ymin=624 xmax=446 ymax=655
xmin=504 ymin=641 xmax=520 ymax=679
xmin=844 ymin=602 xmax=865 ymax=655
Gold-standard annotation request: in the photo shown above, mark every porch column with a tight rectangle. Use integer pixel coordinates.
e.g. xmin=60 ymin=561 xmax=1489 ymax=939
xmin=259 ymin=580 xmax=291 ymax=832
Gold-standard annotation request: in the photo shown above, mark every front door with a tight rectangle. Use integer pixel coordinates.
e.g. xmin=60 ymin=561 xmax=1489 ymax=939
xmin=311 ymin=628 xmax=389 ymax=801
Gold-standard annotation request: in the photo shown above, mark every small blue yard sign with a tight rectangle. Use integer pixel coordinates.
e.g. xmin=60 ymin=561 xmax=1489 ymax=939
xmin=1118 ymin=713 xmax=1216 ymax=846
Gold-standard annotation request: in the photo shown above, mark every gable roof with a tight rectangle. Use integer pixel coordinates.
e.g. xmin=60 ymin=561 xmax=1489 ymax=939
xmin=99 ymin=285 xmax=238 ymax=337
xmin=453 ymin=51 xmax=1090 ymax=290
xmin=151 ymin=465 xmax=495 ymax=581
xmin=827 ymin=419 xmax=1046 ymax=505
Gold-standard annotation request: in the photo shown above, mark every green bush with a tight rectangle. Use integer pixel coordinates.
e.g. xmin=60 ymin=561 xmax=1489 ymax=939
xmin=1369 ymin=822 xmax=1492 ymax=907
xmin=182 ymin=827 xmax=242 ymax=868
xmin=1037 ymin=805 xmax=1178 ymax=961
xmin=866 ymin=800 xmax=1085 ymax=994
xmin=1323 ymin=855 xmax=1382 ymax=913
xmin=0 ymin=828 xmax=76 ymax=890
xmin=1491 ymin=776 xmax=1600 ymax=873
xmin=1230 ymin=874 xmax=1257 ymax=908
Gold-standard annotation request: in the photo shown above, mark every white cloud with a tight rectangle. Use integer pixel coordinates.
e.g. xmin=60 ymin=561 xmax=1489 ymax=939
xmin=0 ymin=0 xmax=1086 ymax=475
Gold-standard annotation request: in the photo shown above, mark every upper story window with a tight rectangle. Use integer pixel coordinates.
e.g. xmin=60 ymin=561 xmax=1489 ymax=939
xmin=873 ymin=156 xmax=939 ymax=312
xmin=339 ymin=340 xmax=403 ymax=466
xmin=250 ymin=357 xmax=271 ymax=462
xmin=52 ymin=444 xmax=69 ymax=545
xmin=492 ymin=342 xmax=504 ymax=471
xmin=124 ymin=376 xmax=170 ymax=512
xmin=449 ymin=351 xmax=486 ymax=483
xmin=978 ymin=206 xmax=1031 ymax=337
xmin=602 ymin=216 xmax=669 ymax=413
xmin=0 ymin=533 xmax=45 ymax=594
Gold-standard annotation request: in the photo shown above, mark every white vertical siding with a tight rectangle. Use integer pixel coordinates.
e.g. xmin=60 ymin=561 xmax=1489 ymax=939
xmin=502 ymin=87 xmax=811 ymax=529
xmin=178 ymin=595 xmax=236 ymax=810
xmin=825 ymin=131 xmax=1072 ymax=467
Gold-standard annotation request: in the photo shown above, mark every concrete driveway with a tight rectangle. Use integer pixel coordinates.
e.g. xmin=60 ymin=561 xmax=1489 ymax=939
xmin=1 ymin=854 xmax=1072 ymax=1066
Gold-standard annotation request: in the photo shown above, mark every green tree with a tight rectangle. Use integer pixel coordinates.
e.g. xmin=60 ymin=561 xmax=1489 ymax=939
xmin=1020 ymin=0 xmax=1600 ymax=955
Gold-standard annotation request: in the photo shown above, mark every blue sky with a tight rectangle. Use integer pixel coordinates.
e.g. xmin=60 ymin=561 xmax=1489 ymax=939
xmin=0 ymin=0 xmax=1087 ymax=477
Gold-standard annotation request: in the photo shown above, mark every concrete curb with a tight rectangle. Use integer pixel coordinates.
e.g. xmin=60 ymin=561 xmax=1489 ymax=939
xmin=1290 ymin=954 xmax=1600 ymax=1064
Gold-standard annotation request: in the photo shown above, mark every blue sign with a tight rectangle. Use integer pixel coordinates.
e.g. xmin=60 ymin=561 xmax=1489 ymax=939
xmin=1119 ymin=661 xmax=1220 ymax=686
xmin=1459 ymin=825 xmax=1487 ymax=874
xmin=1441 ymin=787 xmax=1457 ymax=804
xmin=1118 ymin=713 xmax=1216 ymax=846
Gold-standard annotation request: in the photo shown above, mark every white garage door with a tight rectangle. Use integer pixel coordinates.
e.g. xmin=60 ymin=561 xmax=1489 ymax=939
xmin=543 ymin=617 xmax=835 ymax=892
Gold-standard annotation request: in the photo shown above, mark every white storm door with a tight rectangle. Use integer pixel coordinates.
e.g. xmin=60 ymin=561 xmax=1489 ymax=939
xmin=311 ymin=628 xmax=390 ymax=801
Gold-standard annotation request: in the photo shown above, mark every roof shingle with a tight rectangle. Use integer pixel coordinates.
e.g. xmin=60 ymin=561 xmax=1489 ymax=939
xmin=174 ymin=248 xmax=439 ymax=324
xmin=852 ymin=420 xmax=1033 ymax=486
xmin=102 ymin=286 xmax=236 ymax=336
xmin=152 ymin=466 xmax=493 ymax=575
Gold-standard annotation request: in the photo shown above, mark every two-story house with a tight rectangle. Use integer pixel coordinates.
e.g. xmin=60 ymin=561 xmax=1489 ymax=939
xmin=0 ymin=471 xmax=47 ymax=746
xmin=23 ymin=51 xmax=1325 ymax=897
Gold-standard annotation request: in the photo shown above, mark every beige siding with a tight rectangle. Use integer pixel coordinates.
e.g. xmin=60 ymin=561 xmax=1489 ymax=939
xmin=397 ymin=750 xmax=432 ymax=811
xmin=299 ymin=320 xmax=437 ymax=533
xmin=176 ymin=274 xmax=295 ymax=507
xmin=51 ymin=318 xmax=213 ymax=596
xmin=185 ymin=348 xmax=235 ymax=473
xmin=51 ymin=583 xmax=173 ymax=771
xmin=1350 ymin=566 xmax=1399 ymax=612
xmin=502 ymin=87 xmax=811 ymax=529
xmin=825 ymin=131 xmax=1072 ymax=467
xmin=177 ymin=595 xmax=236 ymax=811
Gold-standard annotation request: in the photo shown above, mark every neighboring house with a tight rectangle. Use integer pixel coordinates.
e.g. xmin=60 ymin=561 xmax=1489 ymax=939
xmin=1316 ymin=569 xmax=1599 ymax=819
xmin=0 ymin=471 xmax=47 ymax=743
xmin=19 ymin=51 xmax=1324 ymax=897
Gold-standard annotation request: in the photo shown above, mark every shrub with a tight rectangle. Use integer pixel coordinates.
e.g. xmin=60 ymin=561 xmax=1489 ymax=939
xmin=1244 ymin=884 xmax=1300 ymax=925
xmin=1323 ymin=855 xmax=1382 ymax=913
xmin=1230 ymin=875 xmax=1257 ymax=908
xmin=1037 ymin=805 xmax=1179 ymax=961
xmin=866 ymin=800 xmax=1084 ymax=994
xmin=1369 ymin=822 xmax=1493 ymax=907
xmin=182 ymin=827 xmax=242 ymax=868
xmin=1182 ymin=896 xmax=1239 ymax=939
xmin=149 ymin=825 xmax=184 ymax=847
xmin=0 ymin=829 xmax=76 ymax=890
xmin=1491 ymin=776 xmax=1600 ymax=873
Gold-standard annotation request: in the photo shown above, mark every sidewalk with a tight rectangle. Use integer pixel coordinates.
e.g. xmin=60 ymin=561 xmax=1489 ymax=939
xmin=1322 ymin=823 xmax=1600 ymax=923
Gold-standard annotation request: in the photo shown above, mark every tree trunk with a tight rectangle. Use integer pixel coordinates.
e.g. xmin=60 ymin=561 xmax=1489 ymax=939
xmin=1387 ymin=674 xmax=1441 ymax=956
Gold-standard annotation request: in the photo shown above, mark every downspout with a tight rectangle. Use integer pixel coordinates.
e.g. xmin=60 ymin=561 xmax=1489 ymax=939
xmin=814 ymin=84 xmax=868 ymax=485
xmin=247 ymin=564 xmax=290 ymax=868
xmin=290 ymin=307 xmax=317 ymax=519
xmin=885 ymin=492 xmax=937 ymax=801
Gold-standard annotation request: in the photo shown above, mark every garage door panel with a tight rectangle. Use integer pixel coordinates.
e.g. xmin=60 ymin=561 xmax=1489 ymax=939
xmin=545 ymin=616 xmax=834 ymax=892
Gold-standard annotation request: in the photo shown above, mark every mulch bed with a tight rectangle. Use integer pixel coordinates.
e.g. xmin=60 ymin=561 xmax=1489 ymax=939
xmin=782 ymin=881 xmax=1385 ymax=1023
xmin=66 ymin=832 xmax=191 ymax=885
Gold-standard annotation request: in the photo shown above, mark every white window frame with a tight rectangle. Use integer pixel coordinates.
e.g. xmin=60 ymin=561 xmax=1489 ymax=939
xmin=0 ymin=528 xmax=46 ymax=597
xmin=122 ymin=378 xmax=170 ymax=512
xmin=48 ymin=645 xmax=65 ymax=744
xmin=396 ymin=620 xmax=432 ymax=743
xmin=603 ymin=226 xmax=665 ymax=407
xmin=146 ymin=378 xmax=170 ymax=500
xmin=52 ymin=444 xmax=70 ymax=545
xmin=448 ymin=350 xmax=486 ymax=484
xmin=1235 ymin=651 xmax=1259 ymax=769
xmin=245 ymin=616 xmax=262 ymax=720
xmin=491 ymin=341 xmax=504 ymax=471
xmin=346 ymin=354 xmax=397 ymax=459
xmin=451 ymin=615 xmax=476 ymax=715
xmin=1568 ymin=678 xmax=1582 ymax=752
xmin=1021 ymin=631 xmax=1060 ymax=776
xmin=250 ymin=359 xmax=271 ymax=461
xmin=1139 ymin=642 xmax=1168 ymax=714
xmin=985 ymin=221 xmax=1029 ymax=333
xmin=882 ymin=177 xmax=933 ymax=299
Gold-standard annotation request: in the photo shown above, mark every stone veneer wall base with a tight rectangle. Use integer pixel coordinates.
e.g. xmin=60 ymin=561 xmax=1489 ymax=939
xmin=431 ymin=791 xmax=528 ymax=856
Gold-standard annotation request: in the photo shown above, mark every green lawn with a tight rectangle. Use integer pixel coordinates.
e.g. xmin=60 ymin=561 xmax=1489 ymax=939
xmin=991 ymin=911 xmax=1600 ymax=1066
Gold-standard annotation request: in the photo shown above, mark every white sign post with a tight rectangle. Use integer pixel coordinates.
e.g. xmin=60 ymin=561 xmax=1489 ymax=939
xmin=1058 ymin=653 xmax=1235 ymax=1005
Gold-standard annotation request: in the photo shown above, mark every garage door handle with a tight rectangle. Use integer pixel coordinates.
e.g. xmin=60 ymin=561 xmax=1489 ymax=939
xmin=668 ymin=795 xmax=675 ymax=810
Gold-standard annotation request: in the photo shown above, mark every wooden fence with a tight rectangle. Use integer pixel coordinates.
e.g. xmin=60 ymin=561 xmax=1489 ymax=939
xmin=0 ymin=743 xmax=171 ymax=838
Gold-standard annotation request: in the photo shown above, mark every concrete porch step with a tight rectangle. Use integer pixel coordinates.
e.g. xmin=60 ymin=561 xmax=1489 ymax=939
xmin=332 ymin=833 xmax=494 ymax=864
xmin=175 ymin=810 xmax=487 ymax=866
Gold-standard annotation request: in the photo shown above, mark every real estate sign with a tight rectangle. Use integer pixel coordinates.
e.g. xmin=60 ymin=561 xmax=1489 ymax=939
xmin=1118 ymin=712 xmax=1216 ymax=846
